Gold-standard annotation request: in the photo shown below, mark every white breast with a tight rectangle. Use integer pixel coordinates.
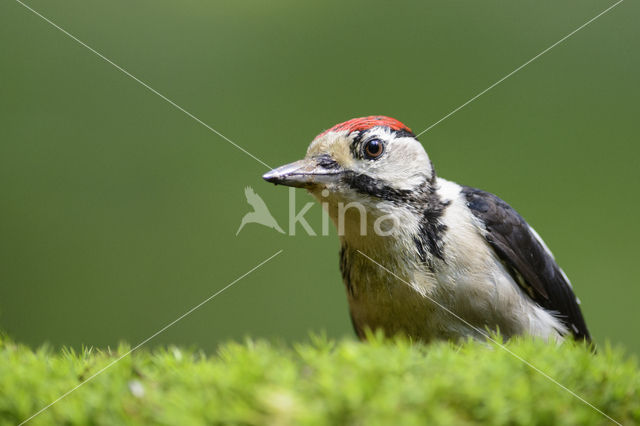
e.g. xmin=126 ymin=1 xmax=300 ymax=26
xmin=342 ymin=178 xmax=567 ymax=343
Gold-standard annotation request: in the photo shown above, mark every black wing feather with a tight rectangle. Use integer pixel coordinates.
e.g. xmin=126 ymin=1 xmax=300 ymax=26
xmin=461 ymin=186 xmax=591 ymax=341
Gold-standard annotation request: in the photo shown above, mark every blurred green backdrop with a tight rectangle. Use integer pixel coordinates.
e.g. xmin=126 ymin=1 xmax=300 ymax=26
xmin=1 ymin=0 xmax=638 ymax=354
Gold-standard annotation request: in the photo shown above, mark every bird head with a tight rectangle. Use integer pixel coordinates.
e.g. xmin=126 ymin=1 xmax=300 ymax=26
xmin=263 ymin=116 xmax=434 ymax=209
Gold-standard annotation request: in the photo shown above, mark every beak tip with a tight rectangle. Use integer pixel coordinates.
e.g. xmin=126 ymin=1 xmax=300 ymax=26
xmin=262 ymin=171 xmax=279 ymax=184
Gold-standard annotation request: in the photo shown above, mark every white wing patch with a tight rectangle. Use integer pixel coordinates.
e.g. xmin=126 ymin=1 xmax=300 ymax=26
xmin=528 ymin=225 xmax=554 ymax=259
xmin=529 ymin=225 xmax=577 ymax=295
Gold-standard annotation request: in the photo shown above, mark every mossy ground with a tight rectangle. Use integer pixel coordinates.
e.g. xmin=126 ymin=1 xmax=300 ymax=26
xmin=1 ymin=333 xmax=638 ymax=425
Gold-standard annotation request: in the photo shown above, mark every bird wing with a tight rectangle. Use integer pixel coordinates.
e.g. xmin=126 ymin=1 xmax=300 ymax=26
xmin=461 ymin=186 xmax=591 ymax=341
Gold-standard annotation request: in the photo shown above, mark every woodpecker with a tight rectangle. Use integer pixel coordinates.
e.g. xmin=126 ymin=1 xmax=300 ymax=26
xmin=263 ymin=116 xmax=591 ymax=344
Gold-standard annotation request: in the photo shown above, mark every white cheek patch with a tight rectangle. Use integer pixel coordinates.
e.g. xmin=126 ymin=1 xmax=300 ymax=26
xmin=351 ymin=131 xmax=432 ymax=191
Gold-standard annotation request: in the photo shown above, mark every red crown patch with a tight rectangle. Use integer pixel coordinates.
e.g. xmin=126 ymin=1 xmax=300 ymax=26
xmin=317 ymin=116 xmax=412 ymax=138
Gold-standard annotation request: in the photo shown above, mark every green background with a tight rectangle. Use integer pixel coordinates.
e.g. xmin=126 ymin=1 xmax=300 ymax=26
xmin=1 ymin=0 xmax=638 ymax=354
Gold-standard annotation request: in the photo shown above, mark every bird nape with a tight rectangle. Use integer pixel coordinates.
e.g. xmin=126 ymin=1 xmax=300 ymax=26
xmin=263 ymin=115 xmax=591 ymax=345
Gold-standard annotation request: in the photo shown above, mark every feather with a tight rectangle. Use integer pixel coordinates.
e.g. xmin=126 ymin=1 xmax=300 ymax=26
xmin=461 ymin=186 xmax=591 ymax=341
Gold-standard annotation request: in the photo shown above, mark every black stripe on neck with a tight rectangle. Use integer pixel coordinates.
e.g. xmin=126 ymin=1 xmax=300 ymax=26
xmin=341 ymin=172 xmax=414 ymax=204
xmin=414 ymin=185 xmax=450 ymax=267
xmin=339 ymin=173 xmax=451 ymax=268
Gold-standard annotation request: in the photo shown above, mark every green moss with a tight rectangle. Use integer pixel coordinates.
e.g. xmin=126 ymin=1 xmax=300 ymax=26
xmin=1 ymin=333 xmax=638 ymax=425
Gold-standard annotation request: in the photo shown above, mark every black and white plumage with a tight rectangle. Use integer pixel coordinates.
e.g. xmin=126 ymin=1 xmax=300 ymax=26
xmin=263 ymin=116 xmax=591 ymax=344
xmin=461 ymin=186 xmax=590 ymax=341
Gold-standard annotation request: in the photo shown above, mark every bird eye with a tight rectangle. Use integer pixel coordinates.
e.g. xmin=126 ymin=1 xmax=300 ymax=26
xmin=363 ymin=139 xmax=384 ymax=159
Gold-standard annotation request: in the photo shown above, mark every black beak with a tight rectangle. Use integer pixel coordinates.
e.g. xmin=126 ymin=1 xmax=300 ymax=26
xmin=263 ymin=158 xmax=341 ymax=188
